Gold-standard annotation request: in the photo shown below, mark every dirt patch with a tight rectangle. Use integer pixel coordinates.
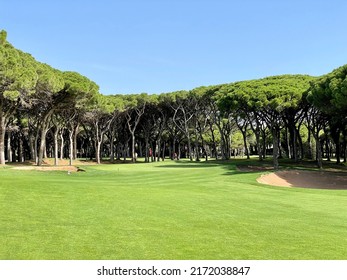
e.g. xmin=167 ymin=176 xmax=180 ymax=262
xmin=257 ymin=170 xmax=347 ymax=190
xmin=12 ymin=165 xmax=78 ymax=172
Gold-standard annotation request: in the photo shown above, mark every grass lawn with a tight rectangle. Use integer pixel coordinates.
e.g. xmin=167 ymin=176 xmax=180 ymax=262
xmin=1 ymin=159 xmax=347 ymax=260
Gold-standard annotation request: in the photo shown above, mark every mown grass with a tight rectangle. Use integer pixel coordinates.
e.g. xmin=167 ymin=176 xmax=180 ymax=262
xmin=1 ymin=159 xmax=347 ymax=260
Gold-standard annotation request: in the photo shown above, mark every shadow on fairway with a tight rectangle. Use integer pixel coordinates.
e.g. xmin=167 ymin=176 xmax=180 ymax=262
xmin=154 ymin=159 xmax=244 ymax=174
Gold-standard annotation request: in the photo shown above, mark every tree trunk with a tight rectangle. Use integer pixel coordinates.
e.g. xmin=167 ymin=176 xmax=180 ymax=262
xmin=69 ymin=130 xmax=73 ymax=166
xmin=204 ymin=144 xmax=209 ymax=161
xmin=272 ymin=128 xmax=279 ymax=169
xmin=139 ymin=142 xmax=143 ymax=158
xmin=262 ymin=130 xmax=267 ymax=159
xmin=307 ymin=126 xmax=312 ymax=159
xmin=37 ymin=111 xmax=54 ymax=166
xmin=145 ymin=138 xmax=149 ymax=162
xmin=95 ymin=140 xmax=102 ymax=164
xmin=0 ymin=115 xmax=6 ymax=165
xmin=343 ymin=129 xmax=347 ymax=163
xmin=178 ymin=142 xmax=181 ymax=160
xmin=241 ymin=130 xmax=250 ymax=159
xmin=131 ymin=133 xmax=136 ymax=163
xmin=162 ymin=141 xmax=166 ymax=161
xmin=296 ymin=127 xmax=304 ymax=161
xmin=209 ymin=123 xmax=218 ymax=160
xmin=60 ymin=131 xmax=65 ymax=160
xmin=285 ymin=127 xmax=291 ymax=158
xmin=187 ymin=136 xmax=193 ymax=161
xmin=54 ymin=128 xmax=59 ymax=166
xmin=34 ymin=131 xmax=39 ymax=164
xmin=292 ymin=127 xmax=298 ymax=162
xmin=333 ymin=131 xmax=341 ymax=164
xmin=315 ymin=134 xmax=323 ymax=169
xmin=7 ymin=130 xmax=12 ymax=163
xmin=18 ymin=136 xmax=24 ymax=163
xmin=325 ymin=135 xmax=331 ymax=161
xmin=38 ymin=126 xmax=48 ymax=166
xmin=109 ymin=133 xmax=115 ymax=163
xmin=123 ymin=143 xmax=127 ymax=161
xmin=195 ymin=140 xmax=200 ymax=161
xmin=28 ymin=132 xmax=35 ymax=161
xmin=255 ymin=131 xmax=262 ymax=161
xmin=73 ymin=124 xmax=79 ymax=160
xmin=172 ymin=138 xmax=176 ymax=160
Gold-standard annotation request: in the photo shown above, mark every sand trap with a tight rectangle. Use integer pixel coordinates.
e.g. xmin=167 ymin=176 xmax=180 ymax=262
xmin=257 ymin=170 xmax=347 ymax=190
xmin=12 ymin=165 xmax=78 ymax=172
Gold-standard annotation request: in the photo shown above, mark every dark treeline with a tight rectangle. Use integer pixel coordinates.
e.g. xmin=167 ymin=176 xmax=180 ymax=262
xmin=1 ymin=30 xmax=347 ymax=168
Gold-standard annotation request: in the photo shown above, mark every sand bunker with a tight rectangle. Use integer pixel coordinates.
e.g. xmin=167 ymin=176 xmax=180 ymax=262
xmin=257 ymin=170 xmax=347 ymax=190
xmin=12 ymin=165 xmax=78 ymax=172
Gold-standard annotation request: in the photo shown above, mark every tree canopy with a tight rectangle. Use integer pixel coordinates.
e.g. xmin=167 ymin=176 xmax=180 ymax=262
xmin=1 ymin=29 xmax=347 ymax=168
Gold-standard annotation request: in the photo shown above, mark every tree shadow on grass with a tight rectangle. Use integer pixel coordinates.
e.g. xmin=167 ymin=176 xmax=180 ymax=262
xmin=154 ymin=158 xmax=256 ymax=173
xmin=154 ymin=158 xmax=347 ymax=177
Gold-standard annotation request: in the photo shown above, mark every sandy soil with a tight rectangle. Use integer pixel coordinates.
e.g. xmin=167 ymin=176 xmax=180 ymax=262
xmin=257 ymin=170 xmax=347 ymax=190
xmin=12 ymin=165 xmax=79 ymax=172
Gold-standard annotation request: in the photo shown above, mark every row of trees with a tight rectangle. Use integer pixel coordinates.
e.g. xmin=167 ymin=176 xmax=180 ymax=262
xmin=1 ymin=30 xmax=347 ymax=168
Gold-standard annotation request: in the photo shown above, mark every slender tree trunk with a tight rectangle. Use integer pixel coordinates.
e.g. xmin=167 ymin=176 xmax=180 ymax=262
xmin=155 ymin=140 xmax=160 ymax=162
xmin=241 ymin=130 xmax=250 ymax=159
xmin=131 ymin=133 xmax=135 ymax=163
xmin=262 ymin=130 xmax=267 ymax=159
xmin=34 ymin=131 xmax=39 ymax=164
xmin=38 ymin=111 xmax=54 ymax=166
xmin=315 ymin=134 xmax=323 ymax=169
xmin=18 ymin=136 xmax=24 ymax=163
xmin=38 ymin=126 xmax=48 ymax=166
xmin=162 ymin=141 xmax=166 ymax=161
xmin=307 ymin=126 xmax=312 ymax=159
xmin=28 ymin=132 xmax=35 ymax=161
xmin=296 ymin=126 xmax=304 ymax=161
xmin=272 ymin=128 xmax=279 ymax=169
xmin=278 ymin=129 xmax=282 ymax=159
xmin=168 ymin=144 xmax=172 ymax=160
xmin=209 ymin=123 xmax=218 ymax=159
xmin=44 ymin=147 xmax=48 ymax=159
xmin=187 ymin=136 xmax=193 ymax=161
xmin=285 ymin=127 xmax=291 ymax=158
xmin=204 ymin=144 xmax=209 ymax=161
xmin=110 ymin=133 xmax=115 ymax=163
xmin=145 ymin=138 xmax=149 ymax=162
xmin=195 ymin=140 xmax=200 ymax=161
xmin=255 ymin=131 xmax=262 ymax=161
xmin=73 ymin=124 xmax=79 ymax=160
xmin=145 ymin=140 xmax=149 ymax=162
xmin=7 ymin=130 xmax=12 ymax=163
xmin=123 ymin=143 xmax=127 ymax=161
xmin=292 ymin=127 xmax=299 ymax=162
xmin=95 ymin=139 xmax=102 ymax=164
xmin=343 ymin=129 xmax=347 ymax=163
xmin=60 ymin=131 xmax=65 ymax=160
xmin=115 ymin=142 xmax=121 ymax=160
xmin=150 ymin=144 xmax=154 ymax=162
xmin=178 ymin=142 xmax=181 ymax=160
xmin=0 ymin=110 xmax=8 ymax=165
xmin=69 ymin=130 xmax=73 ymax=166
xmin=325 ymin=135 xmax=331 ymax=161
xmin=333 ymin=131 xmax=341 ymax=164
xmin=172 ymin=138 xmax=176 ymax=160
xmin=139 ymin=142 xmax=143 ymax=158
xmin=54 ymin=128 xmax=59 ymax=166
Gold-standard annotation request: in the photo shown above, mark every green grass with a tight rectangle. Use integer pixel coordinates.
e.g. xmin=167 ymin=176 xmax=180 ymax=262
xmin=1 ymin=159 xmax=347 ymax=260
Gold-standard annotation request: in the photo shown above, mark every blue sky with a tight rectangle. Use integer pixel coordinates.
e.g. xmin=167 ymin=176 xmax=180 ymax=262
xmin=2 ymin=0 xmax=347 ymax=94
